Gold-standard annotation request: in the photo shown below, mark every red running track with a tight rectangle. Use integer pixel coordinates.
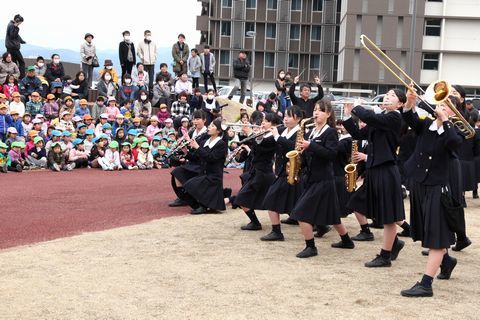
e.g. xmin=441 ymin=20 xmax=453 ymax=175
xmin=0 ymin=168 xmax=242 ymax=250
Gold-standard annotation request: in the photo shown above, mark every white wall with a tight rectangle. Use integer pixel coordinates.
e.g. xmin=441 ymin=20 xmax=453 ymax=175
xmin=440 ymin=53 xmax=480 ymax=86
xmin=445 ymin=0 xmax=480 ymax=18
xmin=443 ymin=20 xmax=480 ymax=52
xmin=422 ymin=36 xmax=441 ymax=51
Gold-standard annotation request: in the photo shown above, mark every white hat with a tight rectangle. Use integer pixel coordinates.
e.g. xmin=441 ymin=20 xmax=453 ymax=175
xmin=107 ymin=96 xmax=116 ymax=102
xmin=164 ymin=118 xmax=173 ymax=123
xmin=32 ymin=118 xmax=42 ymax=124
xmin=72 ymin=116 xmax=82 ymax=122
xmin=7 ymin=127 xmax=18 ymax=134
xmin=35 ymin=114 xmax=45 ymax=118
xmin=116 ymin=114 xmax=125 ymax=119
xmin=150 ymin=115 xmax=159 ymax=122
xmin=100 ymin=113 xmax=108 ymax=119
xmin=181 ymin=117 xmax=189 ymax=122
xmin=60 ymin=111 xmax=70 ymax=118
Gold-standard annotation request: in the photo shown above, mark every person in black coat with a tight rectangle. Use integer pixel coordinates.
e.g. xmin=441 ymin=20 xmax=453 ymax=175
xmin=119 ymin=31 xmax=136 ymax=80
xmin=234 ymin=113 xmax=279 ymax=230
xmin=183 ymin=118 xmax=227 ymax=214
xmin=44 ymin=54 xmax=65 ymax=86
xmin=342 ymin=89 xmax=406 ymax=267
xmin=400 ymin=89 xmax=462 ymax=298
xmin=288 ymin=74 xmax=324 ymax=117
xmin=290 ymin=100 xmax=354 ymax=258
xmin=5 ymin=14 xmax=26 ymax=79
xmin=228 ymin=51 xmax=250 ymax=104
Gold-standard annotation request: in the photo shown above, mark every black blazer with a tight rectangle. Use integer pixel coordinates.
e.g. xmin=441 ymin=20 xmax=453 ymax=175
xmin=196 ymin=139 xmax=227 ymax=182
xmin=274 ymin=128 xmax=297 ymax=177
xmin=343 ymin=106 xmax=401 ymax=169
xmin=251 ymin=135 xmax=276 ymax=173
xmin=403 ymin=109 xmax=462 ymax=185
xmin=183 ymin=131 xmax=210 ymax=173
xmin=302 ymin=126 xmax=338 ymax=183
xmin=118 ymin=41 xmax=136 ymax=66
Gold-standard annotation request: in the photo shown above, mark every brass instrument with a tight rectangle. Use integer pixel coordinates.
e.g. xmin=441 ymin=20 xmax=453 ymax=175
xmin=360 ymin=34 xmax=475 ymax=139
xmin=286 ymin=117 xmax=313 ymax=185
xmin=344 ymin=140 xmax=358 ymax=192
xmin=331 ymin=100 xmax=392 ymax=106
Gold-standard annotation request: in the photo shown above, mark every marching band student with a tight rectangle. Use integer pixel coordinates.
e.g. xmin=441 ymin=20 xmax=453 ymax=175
xmin=400 ymin=90 xmax=462 ymax=298
xmin=182 ymin=118 xmax=228 ymax=214
xmin=290 ymin=100 xmax=354 ymax=258
xmin=343 ymin=89 xmax=406 ymax=267
xmin=168 ymin=110 xmax=209 ymax=207
xmin=261 ymin=106 xmax=305 ymax=241
xmin=234 ymin=113 xmax=280 ymax=231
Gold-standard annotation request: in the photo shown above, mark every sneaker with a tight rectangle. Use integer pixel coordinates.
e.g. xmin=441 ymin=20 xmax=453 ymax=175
xmin=296 ymin=246 xmax=318 ymax=258
xmin=260 ymin=231 xmax=285 ymax=241
xmin=66 ymin=163 xmax=76 ymax=171
xmin=53 ymin=163 xmax=61 ymax=172
xmin=365 ymin=255 xmax=391 ymax=268
xmin=0 ymin=164 xmax=7 ymax=173
xmin=400 ymin=282 xmax=433 ymax=297
xmin=452 ymin=238 xmax=472 ymax=252
xmin=351 ymin=231 xmax=375 ymax=241
xmin=331 ymin=240 xmax=355 ymax=249
xmin=240 ymin=222 xmax=262 ymax=231
xmin=391 ymin=239 xmax=405 ymax=261
xmin=437 ymin=256 xmax=457 ymax=280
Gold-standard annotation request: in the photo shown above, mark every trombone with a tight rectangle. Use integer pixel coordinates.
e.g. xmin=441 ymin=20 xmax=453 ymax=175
xmin=331 ymin=100 xmax=392 ymax=106
xmin=360 ymin=34 xmax=475 ymax=139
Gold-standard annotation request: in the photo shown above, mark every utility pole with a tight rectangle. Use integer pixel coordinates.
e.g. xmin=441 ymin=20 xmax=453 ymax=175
xmin=408 ymin=0 xmax=418 ymax=76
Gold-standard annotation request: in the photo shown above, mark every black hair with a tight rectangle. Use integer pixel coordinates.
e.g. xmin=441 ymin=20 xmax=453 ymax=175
xmin=123 ymin=73 xmax=132 ymax=81
xmin=285 ymin=105 xmax=305 ymax=120
xmin=212 ymin=117 xmax=224 ymax=134
xmin=204 ymin=45 xmax=210 ymax=49
xmin=75 ymin=71 xmax=85 ymax=81
xmin=96 ymin=96 xmax=105 ymax=102
xmin=191 ymin=48 xmax=198 ymax=54
xmin=1 ymin=52 xmax=10 ymax=62
xmin=277 ymin=69 xmax=285 ymax=79
xmin=160 ymin=63 xmax=168 ymax=69
xmin=264 ymin=113 xmax=282 ymax=126
xmin=391 ymin=88 xmax=407 ymax=104
xmin=144 ymin=30 xmax=151 ymax=35
xmin=192 ymin=110 xmax=206 ymax=120
xmin=315 ymin=100 xmax=336 ymax=128
xmin=256 ymin=101 xmax=265 ymax=111
xmin=178 ymin=33 xmax=186 ymax=39
xmin=299 ymin=83 xmax=311 ymax=92
xmin=14 ymin=14 xmax=24 ymax=22
xmin=268 ymin=92 xmax=277 ymax=100
xmin=452 ymin=84 xmax=467 ymax=115
xmin=250 ymin=111 xmax=264 ymax=125
xmin=51 ymin=53 xmax=59 ymax=60
xmin=179 ymin=72 xmax=187 ymax=77
xmin=122 ymin=30 xmax=130 ymax=36
xmin=36 ymin=56 xmax=44 ymax=62
xmin=136 ymin=62 xmax=144 ymax=68
xmin=137 ymin=90 xmax=149 ymax=102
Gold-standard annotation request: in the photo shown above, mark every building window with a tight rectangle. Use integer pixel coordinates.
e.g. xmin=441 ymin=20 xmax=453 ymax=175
xmin=246 ymin=0 xmax=256 ymax=9
xmin=221 ymin=21 xmax=231 ymax=36
xmin=222 ymin=0 xmax=232 ymax=7
xmin=220 ymin=50 xmax=230 ymax=65
xmin=266 ymin=23 xmax=276 ymax=38
xmin=290 ymin=25 xmax=300 ymax=40
xmin=427 ymin=0 xmax=442 ymax=2
xmin=424 ymin=19 xmax=441 ymax=36
xmin=310 ymin=55 xmax=320 ymax=69
xmin=267 ymin=0 xmax=277 ymax=10
xmin=291 ymin=0 xmax=302 ymax=11
xmin=422 ymin=53 xmax=439 ymax=70
xmin=288 ymin=54 xmax=299 ymax=68
xmin=311 ymin=26 xmax=321 ymax=41
xmin=265 ymin=53 xmax=275 ymax=68
xmin=313 ymin=0 xmax=323 ymax=11
xmin=245 ymin=22 xmax=255 ymax=33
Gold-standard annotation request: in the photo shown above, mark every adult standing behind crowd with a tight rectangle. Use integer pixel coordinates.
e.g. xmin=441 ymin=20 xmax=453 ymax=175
xmin=119 ymin=30 xmax=136 ymax=80
xmin=0 ymin=52 xmax=20 ymax=85
xmin=288 ymin=75 xmax=324 ymax=117
xmin=137 ymin=30 xmax=157 ymax=92
xmin=80 ymin=33 xmax=96 ymax=88
xmin=5 ymin=14 xmax=26 ymax=79
xmin=172 ymin=34 xmax=189 ymax=77
xmin=200 ymin=45 xmax=216 ymax=92
xmin=228 ymin=51 xmax=250 ymax=104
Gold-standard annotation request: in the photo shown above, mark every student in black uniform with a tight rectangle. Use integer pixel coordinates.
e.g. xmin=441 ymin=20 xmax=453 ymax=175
xmin=474 ymin=114 xmax=480 ymax=198
xmin=234 ymin=113 xmax=279 ymax=230
xmin=261 ymin=106 xmax=305 ymax=241
xmin=182 ymin=118 xmax=228 ymax=214
xmin=343 ymin=89 xmax=406 ymax=267
xmin=290 ymin=100 xmax=354 ymax=258
xmin=400 ymin=90 xmax=462 ymax=297
xmin=168 ymin=110 xmax=210 ymax=207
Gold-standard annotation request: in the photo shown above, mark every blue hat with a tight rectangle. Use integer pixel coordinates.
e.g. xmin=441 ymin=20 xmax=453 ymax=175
xmin=85 ymin=128 xmax=94 ymax=135
xmin=92 ymin=136 xmax=100 ymax=143
xmin=72 ymin=138 xmax=84 ymax=146
xmin=102 ymin=123 xmax=112 ymax=129
xmin=127 ymin=129 xmax=138 ymax=136
xmin=62 ymin=131 xmax=72 ymax=137
xmin=100 ymin=134 xmax=109 ymax=140
xmin=52 ymin=130 xmax=62 ymax=137
xmin=153 ymin=136 xmax=161 ymax=141
xmin=77 ymin=123 xmax=86 ymax=129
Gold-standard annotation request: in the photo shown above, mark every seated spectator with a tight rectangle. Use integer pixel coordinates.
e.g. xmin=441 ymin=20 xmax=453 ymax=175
xmin=162 ymin=118 xmax=175 ymax=136
xmin=120 ymin=101 xmax=134 ymax=121
xmin=0 ymin=141 xmax=9 ymax=172
xmin=8 ymin=141 xmax=26 ymax=172
xmin=34 ymin=56 xmax=46 ymax=77
xmin=91 ymin=96 xmax=106 ymax=120
xmin=83 ymin=114 xmax=95 ymax=129
xmin=75 ymin=99 xmax=91 ymax=118
xmin=120 ymin=142 xmax=137 ymax=170
xmin=126 ymin=129 xmax=137 ymax=145
xmin=45 ymin=130 xmax=62 ymax=152
xmin=153 ymin=145 xmax=169 ymax=168
xmin=19 ymin=66 xmax=43 ymax=100
xmin=9 ymin=92 xmax=25 ymax=116
xmin=76 ymin=123 xmax=87 ymax=139
xmin=97 ymin=71 xmax=118 ymax=100
xmin=128 ymin=117 xmax=145 ymax=135
xmin=25 ymin=92 xmax=42 ymax=117
xmin=114 ymin=127 xmax=126 ymax=145
xmin=146 ymin=115 xmax=160 ymax=141
xmin=22 ymin=113 xmax=33 ymax=136
xmin=56 ymin=111 xmax=74 ymax=132
xmin=189 ymin=88 xmax=203 ymax=113
xmin=3 ymin=74 xmax=19 ymax=101
xmin=113 ymin=113 xmax=128 ymax=135
xmin=48 ymin=141 xmax=75 ymax=171
xmin=174 ymin=72 xmax=192 ymax=95
xmin=152 ymin=76 xmax=171 ymax=108
xmin=0 ymin=52 xmax=20 ymax=85
xmin=177 ymin=117 xmax=190 ymax=137
xmin=98 ymin=59 xmax=119 ymax=85
xmin=134 ymin=90 xmax=152 ymax=117
xmin=59 ymin=130 xmax=74 ymax=158
xmin=84 ymin=128 xmax=95 ymax=154
xmin=202 ymin=89 xmax=220 ymax=125
xmin=60 ymin=96 xmax=75 ymax=115
xmin=131 ymin=63 xmax=149 ymax=87
xmin=98 ymin=140 xmax=122 ymax=171
xmin=156 ymin=103 xmax=170 ymax=127
xmin=44 ymin=54 xmax=65 ymax=88
xmin=137 ymin=142 xmax=153 ymax=170
xmin=5 ymin=127 xmax=22 ymax=148
xmin=170 ymin=92 xmax=190 ymax=126
xmin=88 ymin=135 xmax=107 ymax=168
xmin=119 ymin=73 xmax=138 ymax=105
xmin=41 ymin=93 xmax=59 ymax=121
xmin=26 ymin=136 xmax=47 ymax=168
xmin=70 ymin=71 xmax=89 ymax=101
xmin=105 ymin=97 xmax=120 ymax=122
xmin=69 ymin=138 xmax=89 ymax=168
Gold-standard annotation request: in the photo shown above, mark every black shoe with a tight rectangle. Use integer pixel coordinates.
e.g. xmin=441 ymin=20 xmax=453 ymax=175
xmin=397 ymin=229 xmax=411 ymax=237
xmin=473 ymin=190 xmax=479 ymax=199
xmin=223 ymin=188 xmax=232 ymax=199
xmin=281 ymin=217 xmax=299 ymax=225
xmin=296 ymin=246 xmax=318 ymax=258
xmin=206 ymin=208 xmax=222 ymax=214
xmin=452 ymin=238 xmax=472 ymax=252
xmin=369 ymin=222 xmax=384 ymax=229
xmin=331 ymin=240 xmax=355 ymax=249
xmin=365 ymin=255 xmax=391 ymax=268
xmin=437 ymin=257 xmax=457 ymax=280
xmin=351 ymin=231 xmax=374 ymax=241
xmin=260 ymin=231 xmax=285 ymax=241
xmin=314 ymin=225 xmax=332 ymax=238
xmin=391 ymin=239 xmax=405 ymax=261
xmin=190 ymin=206 xmax=207 ymax=215
xmin=400 ymin=282 xmax=433 ymax=297
xmin=241 ymin=222 xmax=262 ymax=231
xmin=230 ymin=196 xmax=239 ymax=209
xmin=168 ymin=198 xmax=188 ymax=207
xmin=421 ymin=249 xmax=429 ymax=256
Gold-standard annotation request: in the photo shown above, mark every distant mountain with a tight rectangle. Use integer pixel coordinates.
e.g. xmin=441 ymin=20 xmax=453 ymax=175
xmin=0 ymin=39 xmax=174 ymax=73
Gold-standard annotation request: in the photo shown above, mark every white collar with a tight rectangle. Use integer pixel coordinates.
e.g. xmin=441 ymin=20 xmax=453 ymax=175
xmin=309 ymin=124 xmax=329 ymax=140
xmin=193 ymin=126 xmax=207 ymax=139
xmin=204 ymin=99 xmax=216 ymax=110
xmin=281 ymin=125 xmax=300 ymax=139
xmin=428 ymin=120 xmax=445 ymax=135
xmin=339 ymin=133 xmax=351 ymax=141
xmin=204 ymin=136 xmax=221 ymax=148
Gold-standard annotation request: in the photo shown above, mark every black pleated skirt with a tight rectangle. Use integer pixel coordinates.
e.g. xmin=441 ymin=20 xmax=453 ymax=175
xmin=263 ymin=174 xmax=304 ymax=214
xmin=234 ymin=169 xmax=276 ymax=210
xmin=459 ymin=159 xmax=477 ymax=191
xmin=183 ymin=175 xmax=226 ymax=210
xmin=409 ymin=182 xmax=456 ymax=249
xmin=449 ymin=158 xmax=466 ymax=207
xmin=334 ymin=176 xmax=352 ymax=217
xmin=290 ymin=179 xmax=341 ymax=226
xmin=347 ymin=163 xmax=405 ymax=225
xmin=171 ymin=163 xmax=201 ymax=185
xmin=475 ymin=156 xmax=480 ymax=183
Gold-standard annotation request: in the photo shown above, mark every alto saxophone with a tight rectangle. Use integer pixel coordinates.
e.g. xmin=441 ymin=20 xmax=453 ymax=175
xmin=286 ymin=118 xmax=310 ymax=185
xmin=344 ymin=140 xmax=358 ymax=192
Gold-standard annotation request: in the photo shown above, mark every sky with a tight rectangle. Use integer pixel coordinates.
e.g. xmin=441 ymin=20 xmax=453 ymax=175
xmin=0 ymin=0 xmax=201 ymax=50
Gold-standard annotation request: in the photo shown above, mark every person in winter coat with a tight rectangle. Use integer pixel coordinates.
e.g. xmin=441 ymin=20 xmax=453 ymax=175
xmin=98 ymin=59 xmax=120 ymax=85
xmin=48 ymin=141 xmax=74 ymax=171
xmin=134 ymin=90 xmax=152 ymax=117
xmin=131 ymin=63 xmax=150 ymax=88
xmin=41 ymin=94 xmax=59 ymax=120
xmin=0 ymin=104 xmax=13 ymax=141
xmin=120 ymin=141 xmax=137 ymax=169
xmin=8 ymin=140 xmax=25 ymax=172
xmin=70 ymin=71 xmax=89 ymax=101
xmin=96 ymin=71 xmax=118 ymax=99
xmin=119 ymin=74 xmax=138 ymax=105
xmin=200 ymin=45 xmax=217 ymax=92
xmin=228 ymin=51 xmax=251 ymax=104
xmin=26 ymin=136 xmax=47 ymax=168
xmin=9 ymin=110 xmax=25 ymax=137
xmin=187 ymin=49 xmax=202 ymax=89
xmin=9 ymin=92 xmax=25 ymax=116
xmin=0 ymin=141 xmax=11 ymax=172
xmin=0 ymin=52 xmax=20 ymax=84
xmin=137 ymin=30 xmax=157 ymax=90
xmin=3 ymin=74 xmax=19 ymax=100
xmin=91 ymin=96 xmax=106 ymax=120
xmin=44 ymin=54 xmax=65 ymax=88
xmin=156 ymin=104 xmax=171 ymax=127
xmin=137 ymin=142 xmax=153 ymax=169
xmin=19 ymin=66 xmax=42 ymax=99
xmin=5 ymin=14 xmax=26 ymax=79
xmin=68 ymin=138 xmax=89 ymax=168
xmin=119 ymin=30 xmax=136 ymax=80
xmin=172 ymin=33 xmax=189 ymax=76
xmin=80 ymin=33 xmax=96 ymax=88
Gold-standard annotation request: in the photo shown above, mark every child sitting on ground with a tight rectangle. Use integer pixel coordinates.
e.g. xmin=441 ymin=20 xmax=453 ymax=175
xmin=8 ymin=141 xmax=26 ymax=172
xmin=69 ymin=138 xmax=89 ymax=168
xmin=137 ymin=142 xmax=153 ymax=170
xmin=146 ymin=116 xmax=160 ymax=141
xmin=98 ymin=140 xmax=122 ymax=171
xmin=120 ymin=142 xmax=137 ymax=170
xmin=26 ymin=136 xmax=47 ymax=169
xmin=88 ymin=135 xmax=107 ymax=168
xmin=0 ymin=141 xmax=10 ymax=173
xmin=84 ymin=128 xmax=95 ymax=154
xmin=48 ymin=142 xmax=75 ymax=171
xmin=153 ymin=145 xmax=169 ymax=169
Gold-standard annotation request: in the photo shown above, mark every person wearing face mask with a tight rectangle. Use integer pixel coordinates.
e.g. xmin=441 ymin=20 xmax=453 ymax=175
xmin=5 ymin=14 xmax=26 ymax=79
xmin=96 ymin=71 xmax=118 ymax=100
xmin=119 ymin=74 xmax=138 ymax=105
xmin=34 ymin=56 xmax=46 ymax=77
xmin=99 ymin=60 xmax=119 ymax=85
xmin=134 ymin=90 xmax=152 ymax=118
xmin=137 ymin=30 xmax=157 ymax=91
xmin=275 ymin=69 xmax=290 ymax=115
xmin=119 ymin=31 xmax=136 ymax=80
xmin=201 ymin=89 xmax=219 ymax=125
xmin=80 ymin=33 xmax=96 ymax=88
xmin=172 ymin=33 xmax=190 ymax=77
xmin=44 ymin=54 xmax=65 ymax=88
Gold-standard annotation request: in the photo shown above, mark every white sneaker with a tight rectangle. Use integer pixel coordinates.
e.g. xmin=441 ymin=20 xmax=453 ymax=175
xmin=66 ymin=163 xmax=76 ymax=171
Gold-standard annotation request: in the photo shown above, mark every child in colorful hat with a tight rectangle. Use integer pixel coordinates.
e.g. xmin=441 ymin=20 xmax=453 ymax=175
xmin=0 ymin=141 xmax=10 ymax=173
xmin=136 ymin=142 xmax=153 ymax=170
xmin=48 ymin=142 xmax=75 ymax=171
xmin=120 ymin=142 xmax=137 ymax=170
xmin=8 ymin=141 xmax=26 ymax=172
xmin=69 ymin=138 xmax=89 ymax=168
xmin=26 ymin=136 xmax=47 ymax=169
xmin=98 ymin=140 xmax=122 ymax=171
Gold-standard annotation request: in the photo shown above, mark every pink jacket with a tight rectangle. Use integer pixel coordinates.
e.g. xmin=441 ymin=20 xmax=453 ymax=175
xmin=69 ymin=148 xmax=88 ymax=162
xmin=105 ymin=106 xmax=120 ymax=121
xmin=146 ymin=124 xmax=160 ymax=141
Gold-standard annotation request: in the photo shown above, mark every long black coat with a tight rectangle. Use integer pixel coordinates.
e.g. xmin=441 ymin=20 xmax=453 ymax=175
xmin=118 ymin=41 xmax=136 ymax=66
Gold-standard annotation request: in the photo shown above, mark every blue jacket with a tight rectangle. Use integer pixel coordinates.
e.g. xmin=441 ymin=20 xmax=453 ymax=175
xmin=19 ymin=76 xmax=43 ymax=97
xmin=0 ymin=114 xmax=13 ymax=135
xmin=74 ymin=106 xmax=91 ymax=118
xmin=11 ymin=118 xmax=25 ymax=137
